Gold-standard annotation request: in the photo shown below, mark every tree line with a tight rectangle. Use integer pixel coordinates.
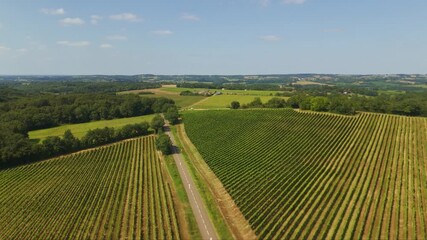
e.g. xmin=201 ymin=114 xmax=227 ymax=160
xmin=232 ymin=92 xmax=427 ymax=117
xmin=0 ymin=93 xmax=179 ymax=168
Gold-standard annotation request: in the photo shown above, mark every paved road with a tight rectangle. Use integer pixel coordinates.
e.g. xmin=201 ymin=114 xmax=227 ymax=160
xmin=164 ymin=123 xmax=218 ymax=240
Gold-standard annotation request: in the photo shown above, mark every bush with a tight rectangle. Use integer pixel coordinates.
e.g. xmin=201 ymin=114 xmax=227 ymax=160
xmin=230 ymin=101 xmax=240 ymax=109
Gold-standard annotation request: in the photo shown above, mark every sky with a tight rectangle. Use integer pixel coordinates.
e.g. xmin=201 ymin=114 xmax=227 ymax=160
xmin=0 ymin=0 xmax=426 ymax=75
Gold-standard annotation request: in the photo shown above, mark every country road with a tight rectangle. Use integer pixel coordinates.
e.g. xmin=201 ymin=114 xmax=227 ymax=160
xmin=163 ymin=123 xmax=218 ymax=240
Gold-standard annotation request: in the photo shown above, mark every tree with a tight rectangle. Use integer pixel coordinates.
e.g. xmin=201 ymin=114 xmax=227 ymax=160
xmin=164 ymin=107 xmax=179 ymax=125
xmin=230 ymin=101 xmax=240 ymax=109
xmin=151 ymin=114 xmax=165 ymax=133
xmin=310 ymin=97 xmax=329 ymax=112
xmin=299 ymin=97 xmax=312 ymax=110
xmin=42 ymin=136 xmax=65 ymax=157
xmin=116 ymin=122 xmax=149 ymax=139
xmin=247 ymin=97 xmax=263 ymax=108
xmin=265 ymin=97 xmax=286 ymax=108
xmin=156 ymin=133 xmax=172 ymax=155
xmin=62 ymin=130 xmax=80 ymax=152
xmin=81 ymin=127 xmax=115 ymax=148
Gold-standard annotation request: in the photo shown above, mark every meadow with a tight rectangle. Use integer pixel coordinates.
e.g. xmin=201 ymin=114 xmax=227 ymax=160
xmin=184 ymin=109 xmax=427 ymax=239
xmin=119 ymin=88 xmax=206 ymax=108
xmin=0 ymin=136 xmax=189 ymax=239
xmin=29 ymin=114 xmax=155 ymax=140
xmin=190 ymin=95 xmax=287 ymax=109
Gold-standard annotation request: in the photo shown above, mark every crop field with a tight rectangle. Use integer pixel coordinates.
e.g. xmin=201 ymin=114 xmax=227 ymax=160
xmin=0 ymin=136 xmax=186 ymax=239
xmin=191 ymin=95 xmax=287 ymax=109
xmin=184 ymin=109 xmax=427 ymax=239
xmin=29 ymin=114 xmax=155 ymax=140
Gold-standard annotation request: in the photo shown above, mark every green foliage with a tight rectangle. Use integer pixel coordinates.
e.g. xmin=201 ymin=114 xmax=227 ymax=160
xmin=230 ymin=101 xmax=240 ymax=109
xmin=310 ymin=96 xmax=329 ymax=112
xmin=81 ymin=127 xmax=115 ymax=148
xmin=299 ymin=96 xmax=312 ymax=110
xmin=265 ymin=97 xmax=287 ymax=108
xmin=156 ymin=133 xmax=172 ymax=155
xmin=116 ymin=122 xmax=149 ymax=140
xmin=164 ymin=107 xmax=180 ymax=125
xmin=180 ymin=90 xmax=200 ymax=96
xmin=151 ymin=115 xmax=165 ymax=133
xmin=244 ymin=97 xmax=263 ymax=108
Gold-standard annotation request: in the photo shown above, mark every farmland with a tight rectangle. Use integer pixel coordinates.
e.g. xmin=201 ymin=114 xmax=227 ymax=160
xmin=0 ymin=136 xmax=191 ymax=239
xmin=119 ymin=88 xmax=207 ymax=108
xmin=184 ymin=109 xmax=427 ymax=239
xmin=190 ymin=95 xmax=287 ymax=109
xmin=28 ymin=114 xmax=155 ymax=140
xmin=121 ymin=86 xmax=286 ymax=109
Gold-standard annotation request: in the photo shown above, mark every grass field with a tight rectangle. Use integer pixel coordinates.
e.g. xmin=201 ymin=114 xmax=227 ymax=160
xmin=119 ymin=88 xmax=207 ymax=108
xmin=184 ymin=109 xmax=427 ymax=239
xmin=120 ymin=85 xmax=286 ymax=109
xmin=191 ymin=95 xmax=288 ymax=109
xmin=0 ymin=136 xmax=193 ymax=239
xmin=29 ymin=114 xmax=155 ymax=140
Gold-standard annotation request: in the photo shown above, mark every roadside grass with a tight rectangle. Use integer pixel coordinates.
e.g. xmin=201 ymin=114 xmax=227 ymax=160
xmin=29 ymin=114 xmax=155 ymax=141
xmin=163 ymin=154 xmax=202 ymax=239
xmin=169 ymin=124 xmax=234 ymax=240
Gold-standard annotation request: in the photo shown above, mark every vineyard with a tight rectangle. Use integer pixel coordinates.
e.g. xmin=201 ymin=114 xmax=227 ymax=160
xmin=184 ymin=109 xmax=427 ymax=239
xmin=0 ymin=136 xmax=186 ymax=239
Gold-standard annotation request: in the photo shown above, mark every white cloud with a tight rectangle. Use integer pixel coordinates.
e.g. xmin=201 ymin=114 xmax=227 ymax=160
xmin=110 ymin=13 xmax=142 ymax=22
xmin=91 ymin=15 xmax=103 ymax=25
xmin=57 ymin=41 xmax=90 ymax=47
xmin=181 ymin=13 xmax=200 ymax=21
xmin=107 ymin=35 xmax=128 ymax=41
xmin=259 ymin=35 xmax=281 ymax=41
xmin=100 ymin=44 xmax=113 ymax=49
xmin=282 ymin=0 xmax=306 ymax=4
xmin=60 ymin=18 xmax=85 ymax=26
xmin=0 ymin=45 xmax=10 ymax=52
xmin=41 ymin=8 xmax=65 ymax=15
xmin=17 ymin=48 xmax=28 ymax=53
xmin=152 ymin=30 xmax=173 ymax=35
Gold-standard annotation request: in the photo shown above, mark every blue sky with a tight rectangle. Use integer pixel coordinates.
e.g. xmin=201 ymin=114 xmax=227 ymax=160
xmin=0 ymin=0 xmax=426 ymax=75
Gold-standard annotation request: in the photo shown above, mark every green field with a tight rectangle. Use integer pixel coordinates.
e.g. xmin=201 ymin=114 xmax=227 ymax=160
xmin=0 ymin=136 xmax=191 ymax=239
xmin=119 ymin=88 xmax=207 ymax=108
xmin=190 ymin=95 xmax=288 ymax=109
xmin=29 ymin=114 xmax=155 ymax=140
xmin=151 ymin=94 xmax=206 ymax=108
xmin=184 ymin=109 xmax=427 ymax=239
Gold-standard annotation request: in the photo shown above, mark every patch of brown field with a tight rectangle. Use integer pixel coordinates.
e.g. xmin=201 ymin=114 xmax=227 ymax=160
xmin=293 ymin=80 xmax=326 ymax=86
xmin=176 ymin=123 xmax=257 ymax=240
xmin=161 ymin=84 xmax=177 ymax=88
xmin=120 ymin=88 xmax=178 ymax=95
